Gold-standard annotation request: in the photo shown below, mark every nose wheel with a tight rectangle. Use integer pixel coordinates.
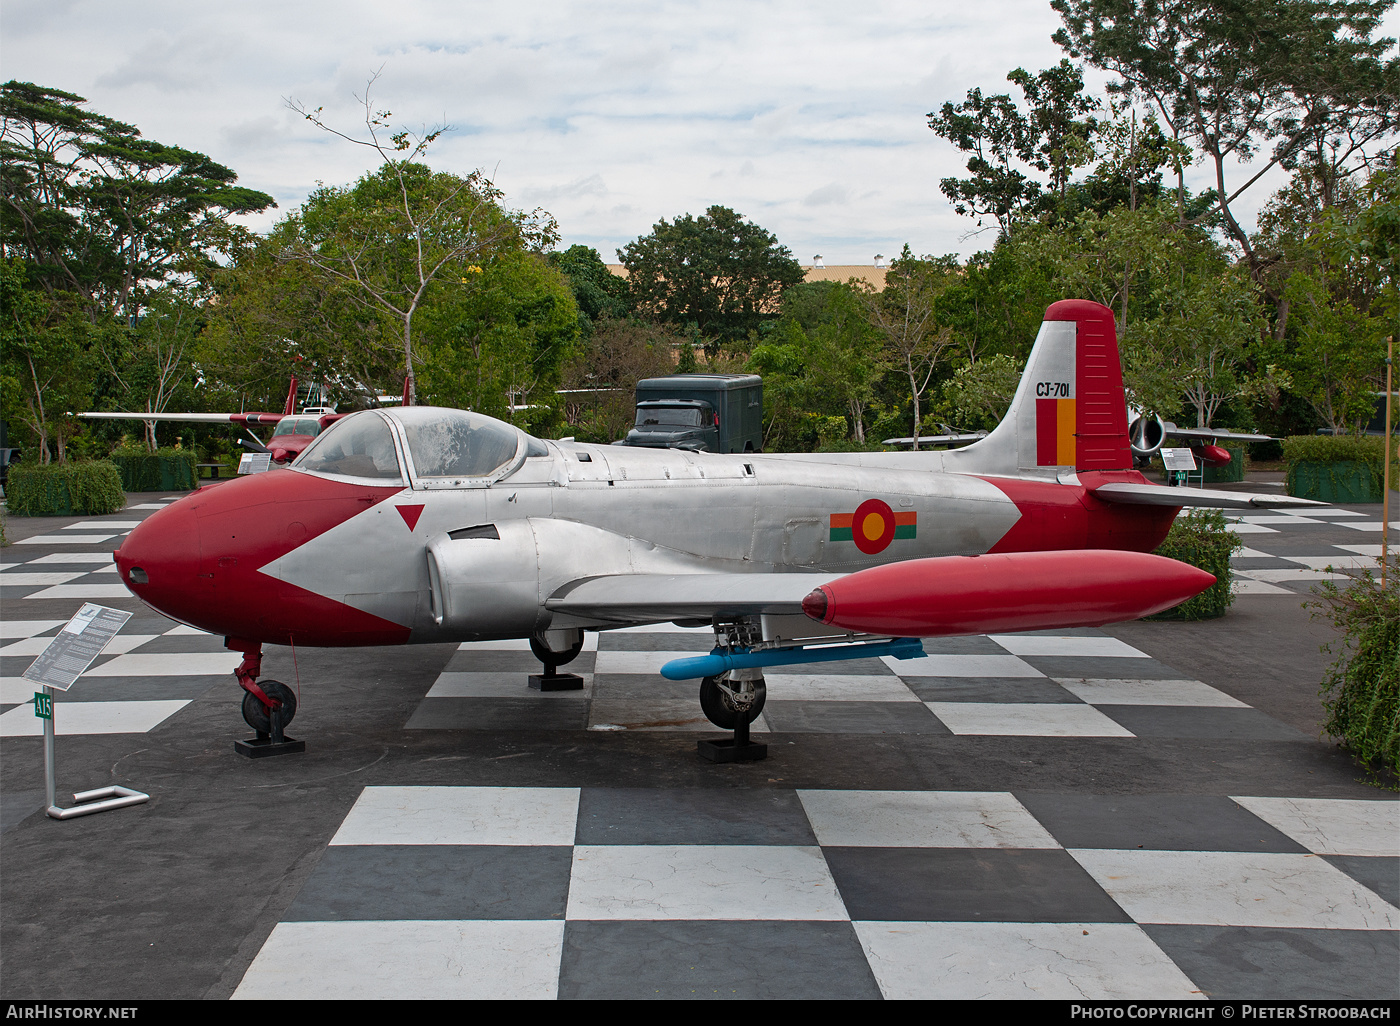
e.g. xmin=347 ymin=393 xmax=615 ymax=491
xmin=228 ymin=640 xmax=305 ymax=758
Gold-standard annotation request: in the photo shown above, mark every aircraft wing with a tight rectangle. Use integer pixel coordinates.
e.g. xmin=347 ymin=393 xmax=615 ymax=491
xmin=545 ymin=572 xmax=842 ymax=624
xmin=80 ymin=411 xmax=286 ymax=426
xmin=1091 ymin=483 xmax=1326 ymax=509
xmin=881 ymin=432 xmax=986 ymax=449
xmin=1165 ymin=424 xmax=1272 ymax=444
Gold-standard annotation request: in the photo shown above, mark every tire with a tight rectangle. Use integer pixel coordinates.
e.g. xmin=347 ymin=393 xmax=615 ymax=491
xmin=529 ymin=632 xmax=584 ymax=667
xmin=241 ymin=680 xmax=297 ymax=734
xmin=699 ymin=675 xmax=766 ymax=730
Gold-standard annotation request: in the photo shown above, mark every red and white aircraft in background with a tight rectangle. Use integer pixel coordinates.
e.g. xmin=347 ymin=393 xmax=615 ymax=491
xmin=111 ymin=300 xmax=1319 ymax=745
xmin=81 ymin=378 xmax=349 ymax=466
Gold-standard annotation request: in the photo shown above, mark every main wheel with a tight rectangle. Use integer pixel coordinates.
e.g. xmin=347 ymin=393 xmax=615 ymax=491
xmin=241 ymin=680 xmax=297 ymax=734
xmin=699 ymin=675 xmax=766 ymax=730
xmin=530 ymin=632 xmax=584 ymax=667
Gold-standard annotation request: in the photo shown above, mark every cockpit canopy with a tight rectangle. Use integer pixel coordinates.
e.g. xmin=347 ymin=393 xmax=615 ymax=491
xmin=272 ymin=416 xmax=324 ymax=438
xmin=292 ymin=407 xmax=547 ymax=486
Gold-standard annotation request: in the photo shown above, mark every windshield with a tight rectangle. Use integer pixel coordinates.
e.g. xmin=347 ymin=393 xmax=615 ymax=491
xmin=274 ymin=417 xmax=323 ymax=437
xmin=390 ymin=407 xmax=522 ymax=480
xmin=293 ymin=411 xmax=403 ymax=481
xmin=638 ymin=406 xmax=704 ymax=428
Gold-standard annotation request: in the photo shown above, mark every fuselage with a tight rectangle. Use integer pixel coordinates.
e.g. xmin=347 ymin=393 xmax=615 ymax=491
xmin=114 ymin=407 xmax=1176 ymax=648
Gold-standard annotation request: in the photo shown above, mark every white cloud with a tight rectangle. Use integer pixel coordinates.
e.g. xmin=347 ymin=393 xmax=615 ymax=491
xmin=4 ymin=0 xmax=1396 ymax=261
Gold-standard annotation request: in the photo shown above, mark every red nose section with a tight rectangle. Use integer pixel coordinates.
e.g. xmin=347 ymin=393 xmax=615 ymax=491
xmin=116 ymin=469 xmax=407 ymax=646
xmin=804 ymin=549 xmax=1215 ymax=637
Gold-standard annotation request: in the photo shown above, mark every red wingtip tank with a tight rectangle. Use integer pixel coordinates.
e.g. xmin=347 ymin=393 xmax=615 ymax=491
xmin=802 ymin=550 xmax=1216 ymax=637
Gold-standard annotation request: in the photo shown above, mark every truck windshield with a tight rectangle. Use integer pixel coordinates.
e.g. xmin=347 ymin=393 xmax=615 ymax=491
xmin=638 ymin=407 xmax=704 ymax=428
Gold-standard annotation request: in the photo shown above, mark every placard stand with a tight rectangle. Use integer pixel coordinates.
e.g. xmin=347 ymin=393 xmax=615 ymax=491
xmin=24 ymin=604 xmax=150 ymax=821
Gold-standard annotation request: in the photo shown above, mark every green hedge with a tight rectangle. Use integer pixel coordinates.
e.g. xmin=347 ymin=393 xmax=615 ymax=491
xmin=109 ymin=447 xmax=198 ymax=491
xmin=1283 ymin=435 xmax=1398 ymax=502
xmin=1145 ymin=508 xmax=1242 ymax=620
xmin=1311 ymin=565 xmax=1399 ymax=781
xmin=5 ymin=460 xmax=126 ymax=516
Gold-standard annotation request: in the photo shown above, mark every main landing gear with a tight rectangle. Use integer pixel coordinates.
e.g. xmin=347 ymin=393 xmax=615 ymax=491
xmin=228 ymin=639 xmax=304 ymax=758
xmin=529 ymin=628 xmax=585 ymax=692
xmin=696 ymin=646 xmax=769 ymax=763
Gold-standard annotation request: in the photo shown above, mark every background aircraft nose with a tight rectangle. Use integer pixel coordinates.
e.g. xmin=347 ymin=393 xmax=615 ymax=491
xmin=115 ymin=499 xmax=201 ymax=614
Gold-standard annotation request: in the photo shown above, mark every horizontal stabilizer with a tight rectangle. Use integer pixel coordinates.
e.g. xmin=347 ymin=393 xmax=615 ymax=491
xmin=1092 ymin=483 xmax=1327 ymax=509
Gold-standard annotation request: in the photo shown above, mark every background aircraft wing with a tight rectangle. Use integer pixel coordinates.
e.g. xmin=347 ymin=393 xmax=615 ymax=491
xmin=881 ymin=432 xmax=986 ymax=449
xmin=1164 ymin=425 xmax=1272 ymax=443
xmin=545 ymin=572 xmax=842 ymax=624
xmin=1091 ymin=482 xmax=1326 ymax=509
xmin=80 ymin=411 xmax=286 ymax=425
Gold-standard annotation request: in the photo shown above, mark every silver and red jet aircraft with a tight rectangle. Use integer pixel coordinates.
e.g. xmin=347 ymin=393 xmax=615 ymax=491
xmin=81 ymin=378 xmax=345 ymax=466
xmin=111 ymin=300 xmax=1319 ymax=741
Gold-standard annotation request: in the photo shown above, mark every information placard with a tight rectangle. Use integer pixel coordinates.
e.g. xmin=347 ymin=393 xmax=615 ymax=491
xmin=21 ymin=603 xmax=133 ymax=691
xmin=238 ymin=452 xmax=272 ymax=475
xmin=1160 ymin=447 xmax=1198 ymax=471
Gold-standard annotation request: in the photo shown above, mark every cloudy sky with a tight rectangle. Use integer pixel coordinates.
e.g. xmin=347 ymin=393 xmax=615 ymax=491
xmin=5 ymin=1 xmax=1396 ymax=266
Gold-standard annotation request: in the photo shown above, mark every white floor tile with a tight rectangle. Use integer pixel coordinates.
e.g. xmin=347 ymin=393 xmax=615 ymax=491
xmin=1224 ymin=523 xmax=1278 ymax=534
xmin=1300 ymin=509 xmax=1365 ymax=517
xmin=566 ymin=845 xmax=847 ymax=920
xmin=0 ymin=572 xmax=87 ymax=587
xmin=1 ymin=677 xmax=45 ymax=702
xmin=23 ymin=553 xmax=118 ymax=564
xmin=1234 ymin=547 xmax=1278 ymax=558
xmin=989 ymin=635 xmax=1147 ymax=658
xmin=798 ymin=790 xmax=1058 ymax=848
xmin=233 ymin=920 xmax=565 ymax=1000
xmin=1232 ymin=578 xmax=1292 ymax=594
xmin=927 ymin=702 xmax=1133 ymax=736
xmin=1231 ymin=797 xmax=1400 ymax=856
xmin=12 ymin=534 xmax=118 ymax=544
xmin=0 ymin=700 xmax=189 ymax=735
xmin=1238 ymin=515 xmax=1322 ymax=525
xmin=25 ymin=584 xmax=134 ymax=600
xmin=592 ymin=650 xmax=710 ymax=675
xmin=763 ymin=674 xmax=915 ymax=702
xmin=0 ymin=634 xmax=156 ymax=658
xmin=855 ymin=922 xmax=1202 ymax=1000
xmin=0 ymin=620 xmax=64 ymax=639
xmin=1283 ymin=555 xmax=1376 ymax=571
xmin=330 ymin=785 xmax=580 ymax=846
xmin=1341 ymin=521 xmax=1400 ymax=532
xmin=162 ymin=624 xmax=213 ymax=636
xmin=1055 ymin=678 xmax=1249 ymax=707
xmin=427 ymin=672 xmax=591 ymax=698
xmin=1235 ymin=568 xmax=1347 ymax=582
xmin=124 ymin=503 xmax=168 ymax=510
xmin=1069 ymin=849 xmax=1399 ymax=929
xmin=884 ymin=654 xmax=1043 ymax=678
xmin=1335 ymin=544 xmax=1385 ymax=556
xmin=83 ymin=652 xmax=235 ymax=676
xmin=62 ymin=521 xmax=142 ymax=529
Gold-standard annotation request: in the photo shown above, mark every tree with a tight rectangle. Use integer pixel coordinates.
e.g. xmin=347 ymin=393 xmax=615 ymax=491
xmin=618 ymin=205 xmax=804 ymax=345
xmin=928 ymin=60 xmax=1100 ymax=236
xmin=549 ymin=244 xmax=631 ymax=335
xmin=561 ymin=317 xmax=681 ymax=442
xmin=1 ymin=81 xmax=274 ymax=321
xmin=1051 ymin=0 xmax=1399 ymax=273
xmin=287 ymin=81 xmax=557 ymax=404
xmin=865 ymin=248 xmax=961 ymax=447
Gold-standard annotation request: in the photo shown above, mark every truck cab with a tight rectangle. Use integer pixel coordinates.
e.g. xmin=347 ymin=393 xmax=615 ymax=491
xmin=618 ymin=374 xmax=763 ymax=453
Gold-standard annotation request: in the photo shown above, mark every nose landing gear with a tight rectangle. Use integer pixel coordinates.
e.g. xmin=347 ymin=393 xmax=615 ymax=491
xmin=228 ymin=639 xmax=305 ymax=758
xmin=697 ymin=670 xmax=768 ymax=764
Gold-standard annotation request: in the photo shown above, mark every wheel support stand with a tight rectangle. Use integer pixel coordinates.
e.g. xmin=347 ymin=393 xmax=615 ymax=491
xmin=529 ymin=657 xmax=583 ymax=692
xmin=697 ymin=715 xmax=767 ymax=763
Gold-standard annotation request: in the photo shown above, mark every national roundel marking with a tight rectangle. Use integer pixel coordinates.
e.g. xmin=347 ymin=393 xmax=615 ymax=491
xmin=851 ymin=498 xmax=896 ymax=555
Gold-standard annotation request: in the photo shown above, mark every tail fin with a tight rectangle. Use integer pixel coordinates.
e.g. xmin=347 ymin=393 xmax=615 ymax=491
xmin=282 ymin=376 xmax=299 ymax=417
xmin=947 ymin=299 xmax=1131 ymax=476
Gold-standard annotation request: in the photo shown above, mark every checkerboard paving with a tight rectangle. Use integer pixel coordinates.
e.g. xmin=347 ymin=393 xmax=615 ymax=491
xmin=231 ymin=785 xmax=1399 ymax=1000
xmin=406 ymin=626 xmax=1307 ymax=740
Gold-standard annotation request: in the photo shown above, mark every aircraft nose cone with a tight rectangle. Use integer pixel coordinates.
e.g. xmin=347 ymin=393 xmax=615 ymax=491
xmin=115 ymin=500 xmax=201 ymax=616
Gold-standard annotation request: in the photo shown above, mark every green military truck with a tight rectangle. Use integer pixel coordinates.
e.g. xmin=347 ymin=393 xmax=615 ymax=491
xmin=619 ymin=373 xmax=763 ymax=453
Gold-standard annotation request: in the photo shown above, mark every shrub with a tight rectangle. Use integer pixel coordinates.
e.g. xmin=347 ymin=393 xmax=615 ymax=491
xmin=1310 ymin=564 xmax=1399 ymax=782
xmin=1283 ymin=435 xmax=1398 ymax=499
xmin=6 ymin=460 xmax=126 ymax=516
xmin=1145 ymin=508 xmax=1242 ymax=620
xmin=108 ymin=445 xmax=198 ymax=491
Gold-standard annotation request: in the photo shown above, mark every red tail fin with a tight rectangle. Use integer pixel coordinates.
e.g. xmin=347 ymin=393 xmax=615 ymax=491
xmin=282 ymin=376 xmax=298 ymax=417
